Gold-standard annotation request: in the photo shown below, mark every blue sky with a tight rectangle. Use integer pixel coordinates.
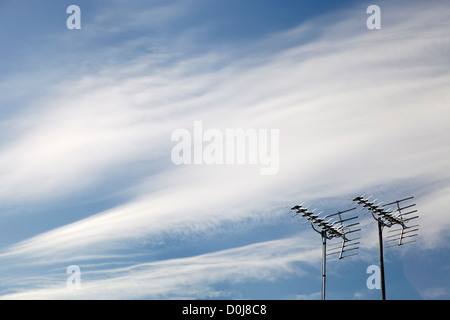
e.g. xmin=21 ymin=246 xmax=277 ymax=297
xmin=0 ymin=0 xmax=449 ymax=299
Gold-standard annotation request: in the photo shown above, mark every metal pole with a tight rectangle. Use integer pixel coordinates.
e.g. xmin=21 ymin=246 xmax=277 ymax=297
xmin=377 ymin=220 xmax=386 ymax=300
xmin=321 ymin=230 xmax=326 ymax=300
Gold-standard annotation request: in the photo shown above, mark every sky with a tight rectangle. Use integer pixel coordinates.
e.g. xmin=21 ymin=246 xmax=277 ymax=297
xmin=0 ymin=0 xmax=449 ymax=300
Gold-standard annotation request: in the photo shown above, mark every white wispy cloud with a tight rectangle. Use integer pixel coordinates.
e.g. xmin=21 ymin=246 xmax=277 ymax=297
xmin=422 ymin=287 xmax=449 ymax=300
xmin=0 ymin=0 xmax=449 ymax=298
xmin=0 ymin=236 xmax=319 ymax=299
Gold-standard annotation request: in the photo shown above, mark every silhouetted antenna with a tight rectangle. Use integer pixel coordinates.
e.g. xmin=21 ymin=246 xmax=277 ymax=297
xmin=382 ymin=197 xmax=419 ymax=248
xmin=322 ymin=208 xmax=361 ymax=260
xmin=352 ymin=195 xmax=419 ymax=300
xmin=288 ymin=203 xmax=360 ymax=300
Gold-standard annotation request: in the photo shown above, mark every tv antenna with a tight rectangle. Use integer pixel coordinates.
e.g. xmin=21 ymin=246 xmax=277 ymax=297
xmin=352 ymin=195 xmax=419 ymax=300
xmin=288 ymin=203 xmax=360 ymax=300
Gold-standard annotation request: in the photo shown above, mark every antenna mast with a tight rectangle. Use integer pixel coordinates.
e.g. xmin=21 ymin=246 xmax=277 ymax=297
xmin=352 ymin=195 xmax=419 ymax=300
xmin=288 ymin=203 xmax=360 ymax=300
